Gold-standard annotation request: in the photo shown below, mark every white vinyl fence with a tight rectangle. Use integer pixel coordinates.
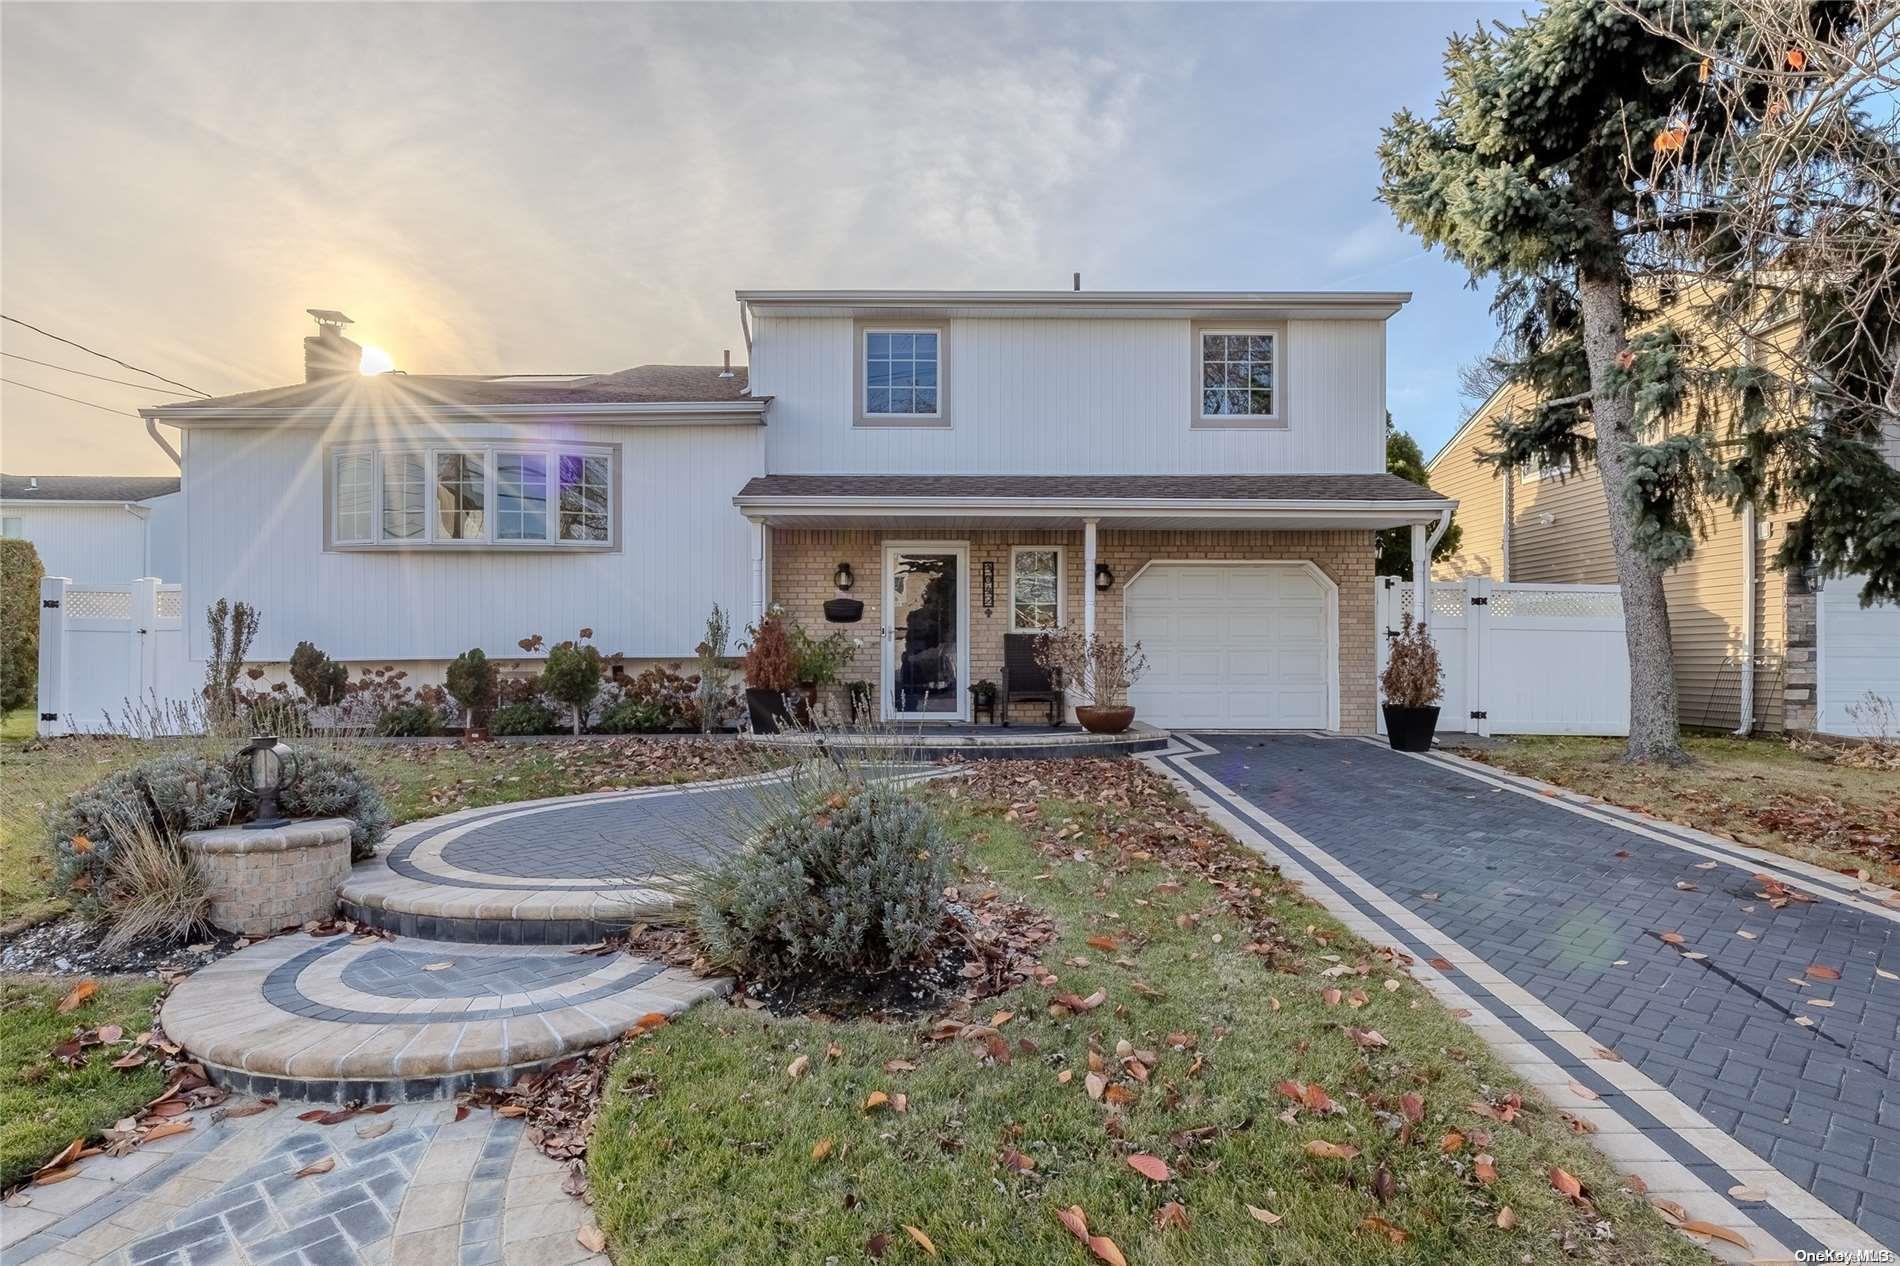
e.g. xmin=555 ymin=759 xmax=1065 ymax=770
xmin=1377 ymin=577 xmax=1630 ymax=737
xmin=36 ymin=577 xmax=196 ymax=736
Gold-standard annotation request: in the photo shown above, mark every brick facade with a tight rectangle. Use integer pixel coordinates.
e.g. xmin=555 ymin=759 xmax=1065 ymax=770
xmin=769 ymin=527 xmax=1378 ymax=733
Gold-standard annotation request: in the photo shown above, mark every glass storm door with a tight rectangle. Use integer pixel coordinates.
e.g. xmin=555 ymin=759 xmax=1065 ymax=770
xmin=883 ymin=545 xmax=967 ymax=720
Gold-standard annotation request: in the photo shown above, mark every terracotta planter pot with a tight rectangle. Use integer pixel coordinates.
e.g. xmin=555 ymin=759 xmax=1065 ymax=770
xmin=1075 ymin=705 xmax=1136 ymax=734
xmin=1382 ymin=704 xmax=1440 ymax=752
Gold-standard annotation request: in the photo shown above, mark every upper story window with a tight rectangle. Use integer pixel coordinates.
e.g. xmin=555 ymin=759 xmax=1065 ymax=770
xmin=1191 ymin=322 xmax=1285 ymax=429
xmin=1 ymin=516 xmax=24 ymax=540
xmin=856 ymin=320 xmax=948 ymax=426
xmin=1519 ymin=454 xmax=1580 ymax=483
xmin=329 ymin=442 xmax=616 ymax=550
xmin=1010 ymin=547 xmax=1064 ymax=632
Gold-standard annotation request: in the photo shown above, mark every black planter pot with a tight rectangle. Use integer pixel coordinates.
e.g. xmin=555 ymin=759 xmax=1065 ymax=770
xmin=1382 ymin=704 xmax=1440 ymax=752
xmin=746 ymin=687 xmax=793 ymax=734
xmin=823 ymin=597 xmax=864 ymax=624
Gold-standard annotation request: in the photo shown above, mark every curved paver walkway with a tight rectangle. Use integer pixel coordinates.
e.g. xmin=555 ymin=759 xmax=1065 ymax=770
xmin=1161 ymin=732 xmax=1899 ymax=1261
xmin=4 ymin=1098 xmax=608 ymax=1266
xmin=339 ymin=773 xmax=789 ymax=943
xmin=161 ymin=934 xmax=722 ymax=1102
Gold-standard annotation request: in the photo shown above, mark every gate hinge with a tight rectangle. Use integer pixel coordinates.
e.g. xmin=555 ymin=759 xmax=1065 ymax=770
xmin=1469 ymin=710 xmax=1488 ymax=720
xmin=1470 ymin=596 xmax=1489 ymax=605
xmin=41 ymin=598 xmax=59 ymax=609
xmin=39 ymin=712 xmax=56 ymax=722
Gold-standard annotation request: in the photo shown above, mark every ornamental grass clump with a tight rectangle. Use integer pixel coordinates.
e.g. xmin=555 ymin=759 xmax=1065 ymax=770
xmin=95 ymin=802 xmax=212 ymax=953
xmin=694 ymin=783 xmax=954 ymax=980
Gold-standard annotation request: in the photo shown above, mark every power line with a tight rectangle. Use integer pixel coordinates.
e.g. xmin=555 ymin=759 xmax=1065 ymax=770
xmin=1 ymin=352 xmax=199 ymax=396
xmin=0 ymin=376 xmax=142 ymax=419
xmin=0 ymin=314 xmax=211 ymax=398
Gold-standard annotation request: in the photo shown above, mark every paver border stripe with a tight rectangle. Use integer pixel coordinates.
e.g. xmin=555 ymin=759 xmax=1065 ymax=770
xmin=1151 ymin=734 xmax=1896 ymax=1262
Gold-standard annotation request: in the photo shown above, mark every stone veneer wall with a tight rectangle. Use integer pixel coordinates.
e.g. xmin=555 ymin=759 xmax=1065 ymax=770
xmin=181 ymin=818 xmax=354 ymax=936
xmin=769 ymin=528 xmax=1378 ymax=733
xmin=1782 ymin=574 xmax=1819 ymax=733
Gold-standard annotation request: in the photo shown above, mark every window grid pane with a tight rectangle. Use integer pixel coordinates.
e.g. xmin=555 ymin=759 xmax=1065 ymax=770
xmin=866 ymin=330 xmax=940 ymax=415
xmin=1199 ymin=332 xmax=1274 ymax=417
xmin=380 ymin=454 xmax=426 ymax=540
xmin=558 ymin=454 xmax=610 ymax=541
xmin=436 ymin=452 xmax=485 ymax=540
xmin=1012 ymin=550 xmax=1060 ymax=630
xmin=335 ymin=454 xmax=372 ymax=542
xmin=496 ymin=453 xmax=548 ymax=541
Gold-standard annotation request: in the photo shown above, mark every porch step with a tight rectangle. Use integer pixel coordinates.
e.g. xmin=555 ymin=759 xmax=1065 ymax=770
xmin=161 ymin=933 xmax=724 ymax=1103
xmin=337 ymin=863 xmax=681 ymax=945
xmin=749 ymin=722 xmax=1172 ymax=761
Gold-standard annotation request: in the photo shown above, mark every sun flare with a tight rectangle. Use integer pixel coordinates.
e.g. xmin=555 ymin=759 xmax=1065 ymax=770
xmin=358 ymin=344 xmax=395 ymax=375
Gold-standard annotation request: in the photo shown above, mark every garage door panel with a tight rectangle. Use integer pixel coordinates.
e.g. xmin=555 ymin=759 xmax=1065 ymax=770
xmin=1124 ymin=563 xmax=1334 ymax=729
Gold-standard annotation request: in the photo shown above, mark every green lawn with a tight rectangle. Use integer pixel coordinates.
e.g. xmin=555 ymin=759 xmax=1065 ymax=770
xmin=1477 ymin=734 xmax=1900 ymax=886
xmin=2 ymin=709 xmax=35 ymax=741
xmin=0 ymin=976 xmax=168 ymax=1190
xmin=588 ymin=774 xmax=1708 ymax=1266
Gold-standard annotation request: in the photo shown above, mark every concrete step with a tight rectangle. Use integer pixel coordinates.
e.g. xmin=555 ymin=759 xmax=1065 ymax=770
xmin=162 ymin=933 xmax=723 ymax=1103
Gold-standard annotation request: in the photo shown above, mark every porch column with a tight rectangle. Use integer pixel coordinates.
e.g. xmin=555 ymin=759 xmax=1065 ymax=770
xmin=748 ymin=517 xmax=767 ymax=627
xmin=1082 ymin=518 xmax=1099 ymax=640
xmin=1410 ymin=523 xmax=1428 ymax=627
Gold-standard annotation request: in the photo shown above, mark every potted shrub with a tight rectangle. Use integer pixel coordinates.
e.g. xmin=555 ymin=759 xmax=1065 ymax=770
xmin=741 ymin=610 xmax=801 ymax=734
xmin=791 ymin=625 xmax=858 ymax=723
xmin=1033 ymin=626 xmax=1150 ymax=734
xmin=1380 ymin=612 xmax=1443 ymax=752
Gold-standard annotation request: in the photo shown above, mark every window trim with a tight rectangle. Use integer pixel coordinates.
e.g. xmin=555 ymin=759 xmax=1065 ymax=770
xmin=854 ymin=318 xmax=950 ymax=427
xmin=1518 ymin=454 xmax=1580 ymax=484
xmin=332 ymin=451 xmax=375 ymax=545
xmin=1008 ymin=545 xmax=1066 ymax=633
xmin=322 ymin=440 xmax=621 ymax=552
xmin=1189 ymin=319 xmax=1287 ymax=430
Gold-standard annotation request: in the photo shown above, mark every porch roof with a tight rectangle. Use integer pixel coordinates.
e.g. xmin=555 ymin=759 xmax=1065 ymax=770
xmin=733 ymin=473 xmax=1453 ymax=531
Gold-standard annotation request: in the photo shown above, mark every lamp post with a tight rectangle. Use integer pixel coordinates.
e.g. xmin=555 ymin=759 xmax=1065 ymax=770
xmin=237 ymin=735 xmax=298 ymax=827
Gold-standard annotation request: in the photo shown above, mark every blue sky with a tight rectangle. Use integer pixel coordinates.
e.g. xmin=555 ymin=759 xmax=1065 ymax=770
xmin=1 ymin=1 xmax=1515 ymax=475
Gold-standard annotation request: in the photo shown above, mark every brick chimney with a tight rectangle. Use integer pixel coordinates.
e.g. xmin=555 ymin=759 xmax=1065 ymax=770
xmin=303 ymin=309 xmax=361 ymax=380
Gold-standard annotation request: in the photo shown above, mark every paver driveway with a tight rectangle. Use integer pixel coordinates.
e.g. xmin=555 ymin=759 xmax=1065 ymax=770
xmin=1160 ymin=732 xmax=1899 ymax=1260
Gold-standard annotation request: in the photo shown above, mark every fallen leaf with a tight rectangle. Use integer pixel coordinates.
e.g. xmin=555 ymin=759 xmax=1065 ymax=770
xmin=1475 ymin=1153 xmax=1498 ymax=1184
xmin=1155 ymin=1202 xmax=1190 ymax=1231
xmin=56 ymin=980 xmax=98 ymax=1014
xmin=1303 ymin=1139 xmax=1359 ymax=1161
xmin=355 ymin=1119 xmax=393 ymax=1140
xmin=293 ymin=1157 xmax=335 ymax=1178
xmin=1567 ymin=1080 xmax=1598 ymax=1101
xmin=786 ymin=1055 xmax=810 ymax=1080
xmin=811 ymin=1138 xmax=833 ymax=1162
xmin=863 ymin=1091 xmax=890 ymax=1113
xmin=1086 ymin=935 xmax=1118 ymax=952
xmin=902 ymin=1226 xmax=936 ymax=1257
xmin=884 ymin=1059 xmax=918 ymax=1073
xmin=1056 ymin=1206 xmax=1090 ymax=1243
xmin=1359 ymin=1214 xmax=1408 ymax=1245
xmin=1495 ymin=1206 xmax=1516 ymax=1229
xmin=1000 ymin=1146 xmax=1033 ymax=1173
xmin=866 ymin=1231 xmax=890 ymax=1259
xmin=1127 ymin=1153 xmax=1171 ymax=1183
xmin=576 ymin=1224 xmax=607 ymax=1253
xmin=1659 ymin=932 xmax=1686 ymax=946
xmin=1245 ymin=1205 xmax=1282 ymax=1225
xmin=1728 ymin=1184 xmax=1767 ymax=1201
xmin=1549 ymin=1167 xmax=1584 ymax=1203
xmin=1085 ymin=1073 xmax=1107 ymax=1101
xmin=422 ymin=961 xmax=453 ymax=972
xmin=1806 ymin=964 xmax=1841 ymax=981
xmin=1679 ymin=1220 xmax=1750 ymax=1248
xmin=1440 ymin=1131 xmax=1465 ymax=1154
xmin=1086 ymin=1235 xmax=1127 ymax=1266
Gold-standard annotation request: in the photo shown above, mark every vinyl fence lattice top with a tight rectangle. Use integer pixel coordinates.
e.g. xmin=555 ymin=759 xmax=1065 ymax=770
xmin=65 ymin=589 xmax=131 ymax=620
xmin=155 ymin=589 xmax=183 ymax=620
xmin=1490 ymin=589 xmax=1623 ymax=620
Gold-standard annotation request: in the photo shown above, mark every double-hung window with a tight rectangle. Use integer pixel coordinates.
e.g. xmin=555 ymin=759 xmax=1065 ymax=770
xmin=328 ymin=443 xmax=615 ymax=549
xmin=856 ymin=321 xmax=947 ymax=425
xmin=1009 ymin=547 xmax=1064 ymax=632
xmin=1193 ymin=324 xmax=1283 ymax=427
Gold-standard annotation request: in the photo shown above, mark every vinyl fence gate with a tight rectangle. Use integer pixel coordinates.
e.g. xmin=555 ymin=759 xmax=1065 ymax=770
xmin=36 ymin=576 xmax=196 ymax=736
xmin=1376 ymin=577 xmax=1630 ymax=737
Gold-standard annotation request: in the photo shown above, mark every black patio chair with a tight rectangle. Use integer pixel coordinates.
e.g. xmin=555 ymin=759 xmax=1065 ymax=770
xmin=1000 ymin=633 xmax=1064 ymax=727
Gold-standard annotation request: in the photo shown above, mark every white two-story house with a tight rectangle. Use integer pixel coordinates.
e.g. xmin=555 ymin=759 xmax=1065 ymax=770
xmin=140 ymin=294 xmax=1451 ymax=733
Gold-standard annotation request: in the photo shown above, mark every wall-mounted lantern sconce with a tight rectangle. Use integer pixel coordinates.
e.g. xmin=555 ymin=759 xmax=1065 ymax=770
xmin=1094 ymin=563 xmax=1115 ymax=592
xmin=834 ymin=562 xmax=855 ymax=591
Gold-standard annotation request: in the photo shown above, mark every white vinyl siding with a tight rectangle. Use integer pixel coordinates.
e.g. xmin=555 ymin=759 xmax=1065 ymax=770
xmin=755 ymin=315 xmax=1385 ymax=474
xmin=191 ymin=423 xmax=762 ymax=662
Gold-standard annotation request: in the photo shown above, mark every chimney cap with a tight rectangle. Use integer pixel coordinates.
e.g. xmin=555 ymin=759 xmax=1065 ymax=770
xmin=307 ymin=309 xmax=354 ymax=328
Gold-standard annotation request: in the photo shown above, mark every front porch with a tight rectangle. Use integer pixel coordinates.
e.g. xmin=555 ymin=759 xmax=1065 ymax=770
xmin=735 ymin=474 xmax=1456 ymax=736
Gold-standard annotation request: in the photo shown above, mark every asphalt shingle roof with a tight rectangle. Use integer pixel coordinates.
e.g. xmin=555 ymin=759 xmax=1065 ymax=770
xmin=144 ymin=365 xmax=753 ymax=416
xmin=1 ymin=474 xmax=180 ymax=502
xmin=735 ymin=473 xmax=1447 ymax=502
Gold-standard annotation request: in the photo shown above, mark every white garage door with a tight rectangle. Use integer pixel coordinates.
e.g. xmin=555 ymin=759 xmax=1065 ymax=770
xmin=1819 ymin=573 xmax=1900 ymax=737
xmin=1125 ymin=563 xmax=1334 ymax=729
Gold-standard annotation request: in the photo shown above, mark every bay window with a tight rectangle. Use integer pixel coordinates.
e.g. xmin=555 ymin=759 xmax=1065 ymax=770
xmin=327 ymin=442 xmax=615 ymax=549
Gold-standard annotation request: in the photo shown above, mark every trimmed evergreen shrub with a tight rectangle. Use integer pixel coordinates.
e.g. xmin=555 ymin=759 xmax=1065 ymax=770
xmin=289 ymin=641 xmax=348 ymax=707
xmin=541 ymin=640 xmax=604 ymax=735
xmin=374 ymin=701 xmax=442 ymax=738
xmin=0 ymin=539 xmax=44 ymax=713
xmin=595 ymin=698 xmax=669 ymax=734
xmin=490 ymin=700 xmax=559 ymax=736
xmin=445 ymin=647 xmax=498 ymax=727
xmin=695 ymin=785 xmax=954 ymax=978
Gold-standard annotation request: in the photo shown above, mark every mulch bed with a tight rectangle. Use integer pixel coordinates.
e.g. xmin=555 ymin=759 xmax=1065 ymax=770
xmin=0 ymin=915 xmax=245 ymax=979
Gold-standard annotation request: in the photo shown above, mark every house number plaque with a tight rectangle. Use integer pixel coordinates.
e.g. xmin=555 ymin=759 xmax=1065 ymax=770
xmin=981 ymin=561 xmax=996 ymax=616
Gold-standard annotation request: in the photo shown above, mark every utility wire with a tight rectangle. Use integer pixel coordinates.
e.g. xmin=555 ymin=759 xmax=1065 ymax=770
xmin=0 ymin=314 xmax=211 ymax=398
xmin=1 ymin=352 xmax=200 ymax=396
xmin=0 ymin=376 xmax=143 ymax=418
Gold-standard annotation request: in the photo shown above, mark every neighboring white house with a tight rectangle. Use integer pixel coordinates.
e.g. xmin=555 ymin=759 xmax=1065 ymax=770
xmin=1 ymin=473 xmax=182 ymax=581
xmin=119 ymin=300 xmax=1452 ymax=735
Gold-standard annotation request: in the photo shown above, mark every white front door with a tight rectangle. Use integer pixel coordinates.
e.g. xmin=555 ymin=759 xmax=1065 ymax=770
xmin=882 ymin=543 xmax=969 ymax=722
xmin=1124 ymin=562 xmax=1337 ymax=729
